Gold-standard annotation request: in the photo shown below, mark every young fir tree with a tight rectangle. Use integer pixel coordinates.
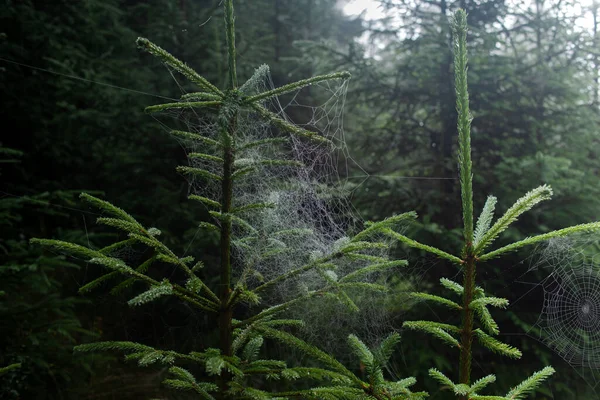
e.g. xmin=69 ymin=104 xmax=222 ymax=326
xmin=393 ymin=10 xmax=600 ymax=400
xmin=31 ymin=1 xmax=424 ymax=399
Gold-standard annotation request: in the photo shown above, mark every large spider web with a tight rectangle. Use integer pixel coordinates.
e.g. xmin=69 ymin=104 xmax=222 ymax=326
xmin=148 ymin=63 xmax=420 ymax=356
xmin=528 ymin=235 xmax=600 ymax=390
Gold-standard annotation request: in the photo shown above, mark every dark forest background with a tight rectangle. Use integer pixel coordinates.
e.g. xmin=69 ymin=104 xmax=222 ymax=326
xmin=1 ymin=0 xmax=599 ymax=399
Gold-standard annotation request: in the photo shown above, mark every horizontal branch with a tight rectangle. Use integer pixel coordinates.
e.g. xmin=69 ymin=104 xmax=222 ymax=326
xmin=382 ymin=229 xmax=463 ymax=265
xmin=244 ymin=71 xmax=350 ymax=104
xmin=478 ymin=221 xmax=600 ymax=261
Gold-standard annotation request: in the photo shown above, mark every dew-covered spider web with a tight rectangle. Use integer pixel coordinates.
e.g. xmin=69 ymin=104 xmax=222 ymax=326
xmin=527 ymin=234 xmax=600 ymax=390
xmin=148 ymin=63 xmax=419 ymax=356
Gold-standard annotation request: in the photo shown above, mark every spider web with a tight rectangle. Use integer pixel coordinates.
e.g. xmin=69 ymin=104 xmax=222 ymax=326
xmin=149 ymin=63 xmax=420 ymax=354
xmin=528 ymin=234 xmax=600 ymax=390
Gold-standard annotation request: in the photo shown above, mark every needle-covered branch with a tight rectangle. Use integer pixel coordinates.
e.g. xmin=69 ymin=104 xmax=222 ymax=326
xmin=452 ymin=10 xmax=474 ymax=245
xmin=244 ymin=71 xmax=351 ymax=104
xmin=136 ymin=37 xmax=222 ymax=96
xmin=479 ymin=221 xmax=600 ymax=261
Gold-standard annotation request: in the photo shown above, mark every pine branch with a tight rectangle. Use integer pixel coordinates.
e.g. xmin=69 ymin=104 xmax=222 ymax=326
xmin=409 ymin=292 xmax=462 ymax=310
xmin=383 ymin=228 xmax=463 ymax=265
xmin=403 ymin=321 xmax=461 ymax=348
xmin=254 ymin=326 xmax=359 ymax=384
xmin=189 ymin=195 xmax=222 ymax=209
xmin=474 ymin=196 xmax=497 ymax=247
xmin=249 ymin=103 xmax=334 ymax=145
xmin=128 ymin=281 xmax=173 ymax=306
xmin=469 ymin=374 xmax=496 ymax=394
xmin=177 ymin=166 xmax=222 ymax=181
xmin=170 ymin=130 xmax=222 ymax=147
xmin=505 ymin=366 xmax=555 ymax=400
xmin=479 ymin=221 xmax=600 ymax=260
xmin=80 ymin=193 xmax=139 ymax=223
xmin=144 ymin=100 xmax=222 ymax=113
xmin=188 ymin=152 xmax=224 ymax=163
xmin=78 ymin=271 xmax=120 ymax=294
xmin=339 ymin=260 xmax=408 ymax=282
xmin=428 ymin=368 xmax=454 ymax=388
xmin=136 ymin=37 xmax=222 ymax=95
xmin=469 ymin=297 xmax=508 ymax=309
xmin=375 ymin=332 xmax=401 ymax=366
xmin=474 ymin=304 xmax=500 ymax=335
xmin=180 ymin=92 xmax=222 ymax=101
xmin=0 ymin=363 xmax=21 ymax=376
xmin=352 ymin=212 xmax=417 ymax=242
xmin=474 ymin=185 xmax=553 ymax=254
xmin=474 ymin=329 xmax=522 ymax=359
xmin=244 ymin=71 xmax=350 ymax=104
xmin=439 ymin=278 xmax=464 ymax=296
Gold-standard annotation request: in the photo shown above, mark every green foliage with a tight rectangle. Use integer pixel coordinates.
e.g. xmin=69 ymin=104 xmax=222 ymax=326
xmin=0 ymin=148 xmax=98 ymax=398
xmin=394 ymin=8 xmax=598 ymax=400
xmin=9 ymin=0 xmax=598 ymax=398
xmin=29 ymin=1 xmax=423 ymax=398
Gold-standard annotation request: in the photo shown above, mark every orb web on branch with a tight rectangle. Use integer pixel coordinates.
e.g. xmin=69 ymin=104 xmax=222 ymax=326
xmin=529 ymin=235 xmax=600 ymax=389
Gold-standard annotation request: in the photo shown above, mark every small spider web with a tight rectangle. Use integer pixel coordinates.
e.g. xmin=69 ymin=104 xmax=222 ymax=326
xmin=528 ymin=235 xmax=600 ymax=390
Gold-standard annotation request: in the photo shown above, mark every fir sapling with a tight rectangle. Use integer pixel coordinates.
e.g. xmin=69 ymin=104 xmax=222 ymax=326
xmin=31 ymin=1 xmax=425 ymax=398
xmin=395 ymin=9 xmax=600 ymax=400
